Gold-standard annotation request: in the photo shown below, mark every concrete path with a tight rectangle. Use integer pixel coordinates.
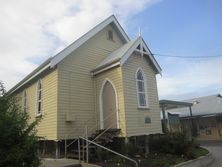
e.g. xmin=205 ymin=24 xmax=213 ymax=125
xmin=41 ymin=158 xmax=80 ymax=167
xmin=201 ymin=141 xmax=222 ymax=167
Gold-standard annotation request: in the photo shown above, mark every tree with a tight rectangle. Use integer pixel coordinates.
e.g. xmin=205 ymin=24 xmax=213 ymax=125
xmin=0 ymin=82 xmax=41 ymax=167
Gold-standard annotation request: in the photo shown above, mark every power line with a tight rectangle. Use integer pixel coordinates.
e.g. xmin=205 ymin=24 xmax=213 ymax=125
xmin=153 ymin=53 xmax=222 ymax=59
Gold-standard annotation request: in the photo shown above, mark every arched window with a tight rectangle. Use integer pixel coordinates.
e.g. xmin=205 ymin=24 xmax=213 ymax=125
xmin=136 ymin=68 xmax=148 ymax=108
xmin=22 ymin=90 xmax=27 ymax=112
xmin=36 ymin=80 xmax=42 ymax=115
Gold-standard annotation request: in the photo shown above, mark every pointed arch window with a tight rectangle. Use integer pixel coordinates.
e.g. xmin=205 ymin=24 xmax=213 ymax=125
xmin=36 ymin=80 xmax=42 ymax=115
xmin=136 ymin=68 xmax=149 ymax=108
xmin=22 ymin=90 xmax=27 ymax=112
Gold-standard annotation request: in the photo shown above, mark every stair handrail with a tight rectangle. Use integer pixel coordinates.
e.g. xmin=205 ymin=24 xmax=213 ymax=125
xmin=79 ymin=137 xmax=139 ymax=167
xmin=88 ymin=111 xmax=116 ymax=132
xmin=65 ymin=111 xmax=117 ymax=156
xmin=66 ymin=111 xmax=116 ymax=147
xmin=81 ymin=121 xmax=117 ymax=151
xmin=91 ymin=121 xmax=118 ymax=143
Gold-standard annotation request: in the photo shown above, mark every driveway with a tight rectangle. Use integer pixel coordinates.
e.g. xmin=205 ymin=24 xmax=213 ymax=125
xmin=200 ymin=141 xmax=222 ymax=167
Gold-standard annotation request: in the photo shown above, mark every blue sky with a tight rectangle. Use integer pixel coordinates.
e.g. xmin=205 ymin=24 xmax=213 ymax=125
xmin=127 ymin=0 xmax=222 ymax=100
xmin=0 ymin=0 xmax=221 ymax=100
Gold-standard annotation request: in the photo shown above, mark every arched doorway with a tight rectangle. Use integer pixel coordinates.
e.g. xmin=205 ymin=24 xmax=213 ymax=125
xmin=100 ymin=79 xmax=119 ymax=129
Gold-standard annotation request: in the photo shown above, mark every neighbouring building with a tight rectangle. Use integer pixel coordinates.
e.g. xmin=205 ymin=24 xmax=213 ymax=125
xmin=9 ymin=15 xmax=162 ymax=157
xmin=163 ymin=94 xmax=222 ymax=141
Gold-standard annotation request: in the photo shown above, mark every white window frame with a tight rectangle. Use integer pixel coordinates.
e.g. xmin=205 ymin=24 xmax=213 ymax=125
xmin=36 ymin=79 xmax=42 ymax=116
xmin=136 ymin=67 xmax=149 ymax=108
xmin=22 ymin=89 xmax=27 ymax=112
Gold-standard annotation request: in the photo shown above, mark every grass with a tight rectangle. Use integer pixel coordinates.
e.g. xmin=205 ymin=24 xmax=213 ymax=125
xmin=139 ymin=154 xmax=187 ymax=167
xmin=139 ymin=147 xmax=209 ymax=167
xmin=192 ymin=147 xmax=209 ymax=158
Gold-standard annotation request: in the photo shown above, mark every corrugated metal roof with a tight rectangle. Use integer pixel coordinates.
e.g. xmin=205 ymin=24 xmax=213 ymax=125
xmin=8 ymin=15 xmax=130 ymax=94
xmin=95 ymin=39 xmax=137 ymax=69
xmin=168 ymin=94 xmax=222 ymax=117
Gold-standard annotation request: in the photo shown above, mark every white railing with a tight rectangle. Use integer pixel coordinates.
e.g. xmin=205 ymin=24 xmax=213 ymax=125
xmin=65 ymin=111 xmax=118 ymax=158
xmin=79 ymin=137 xmax=139 ymax=167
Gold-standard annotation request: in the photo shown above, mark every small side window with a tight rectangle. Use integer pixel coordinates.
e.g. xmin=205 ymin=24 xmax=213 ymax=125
xmin=22 ymin=90 xmax=27 ymax=112
xmin=107 ymin=30 xmax=114 ymax=41
xmin=36 ymin=80 xmax=42 ymax=116
xmin=136 ymin=68 xmax=149 ymax=108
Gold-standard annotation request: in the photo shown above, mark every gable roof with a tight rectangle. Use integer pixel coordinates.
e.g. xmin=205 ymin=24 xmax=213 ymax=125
xmin=8 ymin=15 xmax=130 ymax=94
xmin=92 ymin=37 xmax=162 ymax=75
xmin=50 ymin=15 xmax=130 ymax=67
xmin=166 ymin=94 xmax=222 ymax=117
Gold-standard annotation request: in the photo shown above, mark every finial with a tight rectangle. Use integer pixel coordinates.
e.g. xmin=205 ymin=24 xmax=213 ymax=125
xmin=138 ymin=26 xmax=141 ymax=37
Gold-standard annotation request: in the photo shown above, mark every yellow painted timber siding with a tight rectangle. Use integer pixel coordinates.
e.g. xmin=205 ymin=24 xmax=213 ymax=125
xmin=122 ymin=53 xmax=162 ymax=137
xmin=15 ymin=69 xmax=58 ymax=140
xmin=94 ymin=67 xmax=126 ymax=137
xmin=57 ymin=25 xmax=124 ymax=139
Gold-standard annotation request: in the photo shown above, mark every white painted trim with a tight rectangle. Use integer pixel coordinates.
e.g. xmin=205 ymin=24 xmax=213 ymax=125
xmin=120 ymin=37 xmax=161 ymax=74
xmin=51 ymin=15 xmax=130 ymax=67
xmin=135 ymin=49 xmax=148 ymax=54
xmin=35 ymin=79 xmax=43 ymax=117
xmin=141 ymin=38 xmax=162 ymax=74
xmin=9 ymin=63 xmax=50 ymax=94
xmin=22 ymin=89 xmax=27 ymax=112
xmin=10 ymin=15 xmax=129 ymax=94
xmin=92 ymin=62 xmax=120 ymax=76
xmin=99 ymin=78 xmax=120 ymax=129
xmin=135 ymin=67 xmax=149 ymax=108
xmin=120 ymin=38 xmax=140 ymax=66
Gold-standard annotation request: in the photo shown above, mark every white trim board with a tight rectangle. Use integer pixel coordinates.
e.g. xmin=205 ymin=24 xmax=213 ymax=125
xmin=120 ymin=37 xmax=162 ymax=74
xmin=99 ymin=78 xmax=120 ymax=130
xmin=50 ymin=15 xmax=130 ymax=67
xmin=93 ymin=37 xmax=162 ymax=76
xmin=9 ymin=15 xmax=130 ymax=94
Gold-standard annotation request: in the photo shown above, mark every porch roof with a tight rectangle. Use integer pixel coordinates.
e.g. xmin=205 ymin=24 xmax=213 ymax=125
xmin=91 ymin=37 xmax=162 ymax=76
xmin=159 ymin=100 xmax=193 ymax=110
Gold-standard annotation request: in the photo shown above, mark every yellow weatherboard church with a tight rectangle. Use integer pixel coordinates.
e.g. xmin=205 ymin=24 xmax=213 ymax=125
xmin=9 ymin=15 xmax=162 ymax=158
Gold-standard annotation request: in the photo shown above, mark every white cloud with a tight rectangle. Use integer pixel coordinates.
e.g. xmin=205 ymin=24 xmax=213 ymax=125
xmin=0 ymin=0 xmax=159 ymax=90
xmin=157 ymin=57 xmax=222 ymax=100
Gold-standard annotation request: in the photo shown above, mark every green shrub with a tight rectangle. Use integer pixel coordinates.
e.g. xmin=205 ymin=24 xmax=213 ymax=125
xmin=95 ymin=147 xmax=109 ymax=161
xmin=122 ymin=143 xmax=137 ymax=157
xmin=0 ymin=82 xmax=41 ymax=167
xmin=149 ymin=132 xmax=194 ymax=157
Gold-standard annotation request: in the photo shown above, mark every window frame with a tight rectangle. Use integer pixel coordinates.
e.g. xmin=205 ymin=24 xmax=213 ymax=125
xmin=22 ymin=89 xmax=27 ymax=112
xmin=36 ymin=79 xmax=43 ymax=116
xmin=136 ymin=68 xmax=149 ymax=108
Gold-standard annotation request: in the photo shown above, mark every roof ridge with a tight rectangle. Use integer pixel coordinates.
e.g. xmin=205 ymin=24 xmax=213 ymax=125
xmin=8 ymin=15 xmax=130 ymax=94
xmin=184 ymin=94 xmax=222 ymax=101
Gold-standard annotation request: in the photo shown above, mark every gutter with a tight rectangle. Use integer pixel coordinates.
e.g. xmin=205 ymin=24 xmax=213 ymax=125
xmin=91 ymin=59 xmax=120 ymax=76
xmin=8 ymin=58 xmax=52 ymax=94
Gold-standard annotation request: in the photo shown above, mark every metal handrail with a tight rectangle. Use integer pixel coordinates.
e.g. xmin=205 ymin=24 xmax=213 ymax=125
xmin=88 ymin=111 xmax=116 ymax=132
xmin=92 ymin=121 xmax=118 ymax=143
xmin=65 ymin=111 xmax=117 ymax=157
xmin=80 ymin=137 xmax=139 ymax=167
xmin=82 ymin=119 xmax=120 ymax=163
xmin=66 ymin=111 xmax=116 ymax=147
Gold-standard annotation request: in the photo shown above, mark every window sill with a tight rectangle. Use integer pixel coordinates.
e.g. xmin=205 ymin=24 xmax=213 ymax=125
xmin=138 ymin=106 xmax=150 ymax=110
xmin=35 ymin=113 xmax=42 ymax=117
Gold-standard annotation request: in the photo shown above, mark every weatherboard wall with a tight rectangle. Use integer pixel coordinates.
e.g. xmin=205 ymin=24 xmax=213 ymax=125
xmin=121 ymin=53 xmax=162 ymax=137
xmin=16 ymin=69 xmax=58 ymax=140
xmin=57 ymin=25 xmax=124 ymax=139
xmin=94 ymin=67 xmax=127 ymax=137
